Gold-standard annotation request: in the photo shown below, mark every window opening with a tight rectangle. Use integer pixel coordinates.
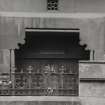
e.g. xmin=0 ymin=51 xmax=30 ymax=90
xmin=47 ymin=0 xmax=59 ymax=10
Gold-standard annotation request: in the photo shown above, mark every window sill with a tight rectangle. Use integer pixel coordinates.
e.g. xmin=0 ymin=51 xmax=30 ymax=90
xmin=0 ymin=96 xmax=80 ymax=101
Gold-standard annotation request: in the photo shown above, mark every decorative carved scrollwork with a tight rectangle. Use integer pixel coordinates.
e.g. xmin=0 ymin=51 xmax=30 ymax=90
xmin=0 ymin=60 xmax=78 ymax=96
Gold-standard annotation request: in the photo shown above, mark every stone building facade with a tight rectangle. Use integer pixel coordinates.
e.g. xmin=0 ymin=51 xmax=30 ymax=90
xmin=0 ymin=0 xmax=105 ymax=105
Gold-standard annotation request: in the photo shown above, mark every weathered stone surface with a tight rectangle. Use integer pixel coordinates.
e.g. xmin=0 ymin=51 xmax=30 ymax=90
xmin=0 ymin=101 xmax=80 ymax=105
xmin=79 ymin=62 xmax=105 ymax=97
xmin=79 ymin=62 xmax=105 ymax=78
xmin=79 ymin=83 xmax=105 ymax=97
xmin=0 ymin=98 xmax=105 ymax=105
xmin=0 ymin=0 xmax=105 ymax=13
xmin=0 ymin=50 xmax=10 ymax=73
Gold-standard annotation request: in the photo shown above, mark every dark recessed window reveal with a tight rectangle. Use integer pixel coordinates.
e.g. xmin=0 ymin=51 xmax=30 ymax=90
xmin=47 ymin=0 xmax=59 ymax=10
xmin=12 ymin=31 xmax=90 ymax=96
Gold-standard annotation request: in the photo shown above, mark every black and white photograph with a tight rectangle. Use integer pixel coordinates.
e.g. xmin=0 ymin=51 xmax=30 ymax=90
xmin=0 ymin=0 xmax=105 ymax=105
